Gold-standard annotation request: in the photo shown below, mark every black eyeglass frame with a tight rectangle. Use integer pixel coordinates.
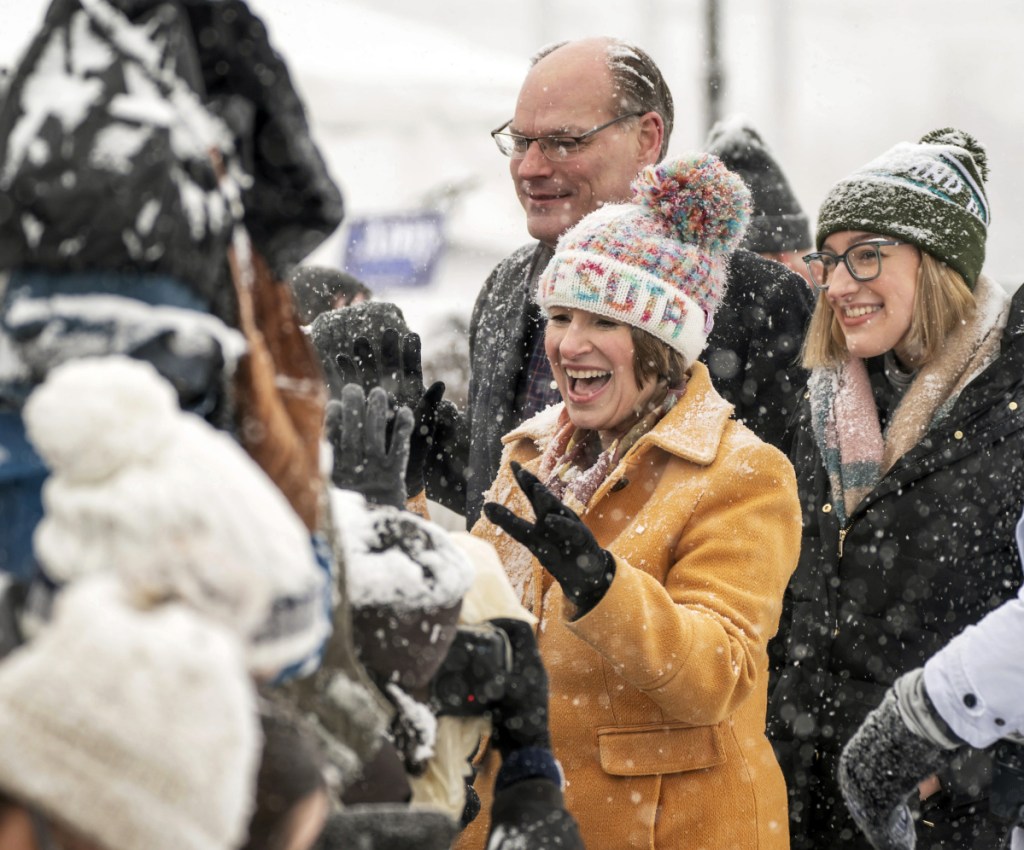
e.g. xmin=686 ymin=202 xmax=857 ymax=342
xmin=490 ymin=112 xmax=645 ymax=161
xmin=802 ymin=240 xmax=906 ymax=292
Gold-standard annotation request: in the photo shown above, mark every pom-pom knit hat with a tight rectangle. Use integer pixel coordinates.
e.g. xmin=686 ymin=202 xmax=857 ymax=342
xmin=0 ymin=577 xmax=260 ymax=850
xmin=815 ymin=127 xmax=990 ymax=287
xmin=21 ymin=356 xmax=330 ymax=680
xmin=705 ymin=115 xmax=811 ymax=253
xmin=537 ymin=153 xmax=752 ymax=369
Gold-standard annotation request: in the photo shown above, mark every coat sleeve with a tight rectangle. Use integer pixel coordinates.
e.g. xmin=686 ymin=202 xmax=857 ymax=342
xmin=567 ymin=439 xmax=802 ymax=725
xmin=923 ymin=583 xmax=1024 ymax=748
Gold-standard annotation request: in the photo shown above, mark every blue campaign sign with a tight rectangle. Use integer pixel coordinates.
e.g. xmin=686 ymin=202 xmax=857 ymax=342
xmin=343 ymin=211 xmax=447 ymax=290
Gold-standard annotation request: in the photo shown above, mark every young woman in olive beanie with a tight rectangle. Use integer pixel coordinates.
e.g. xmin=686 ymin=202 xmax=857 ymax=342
xmin=769 ymin=128 xmax=1024 ymax=849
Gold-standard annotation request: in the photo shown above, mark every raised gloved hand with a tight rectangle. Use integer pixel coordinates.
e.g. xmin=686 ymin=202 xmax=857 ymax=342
xmin=484 ymin=462 xmax=615 ymax=616
xmin=325 ymin=384 xmax=412 ymax=510
xmin=336 ymin=329 xmax=448 ymax=499
xmin=335 ymin=328 xmax=424 ymax=410
xmin=839 ymin=670 xmax=960 ymax=850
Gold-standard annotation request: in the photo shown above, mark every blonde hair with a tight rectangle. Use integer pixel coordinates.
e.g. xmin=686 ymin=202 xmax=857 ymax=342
xmin=801 ymin=252 xmax=976 ymax=369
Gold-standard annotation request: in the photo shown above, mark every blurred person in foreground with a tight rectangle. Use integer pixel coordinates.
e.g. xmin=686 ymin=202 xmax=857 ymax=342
xmin=332 ymin=37 xmax=812 ymax=527
xmin=768 ymin=128 xmax=1024 ymax=848
xmin=0 ymin=577 xmax=260 ymax=850
xmin=838 ymin=503 xmax=1024 ymax=850
xmin=455 ymin=154 xmax=801 ymax=849
xmin=705 ymin=114 xmax=815 ymax=287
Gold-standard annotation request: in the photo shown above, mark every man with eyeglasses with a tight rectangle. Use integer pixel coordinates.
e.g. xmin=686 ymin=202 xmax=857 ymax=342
xmin=418 ymin=37 xmax=812 ymax=526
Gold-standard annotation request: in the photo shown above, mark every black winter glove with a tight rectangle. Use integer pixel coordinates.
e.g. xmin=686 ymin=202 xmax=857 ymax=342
xmin=484 ymin=462 xmax=615 ymax=616
xmin=325 ymin=384 xmax=412 ymax=509
xmin=431 ymin=618 xmax=550 ymax=757
xmin=336 ymin=330 xmax=448 ymax=499
xmin=839 ymin=687 xmax=952 ymax=850
xmin=488 ymin=777 xmax=584 ymax=850
xmin=488 ymin=617 xmax=552 ymax=758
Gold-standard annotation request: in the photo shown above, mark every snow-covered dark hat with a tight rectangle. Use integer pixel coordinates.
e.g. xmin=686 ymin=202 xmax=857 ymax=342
xmin=288 ymin=265 xmax=371 ymax=324
xmin=705 ymin=116 xmax=811 ymax=253
xmin=816 ymin=127 xmax=990 ymax=287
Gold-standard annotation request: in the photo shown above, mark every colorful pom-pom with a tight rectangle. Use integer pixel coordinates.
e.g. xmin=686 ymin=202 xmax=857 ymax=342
xmin=630 ymin=153 xmax=752 ymax=255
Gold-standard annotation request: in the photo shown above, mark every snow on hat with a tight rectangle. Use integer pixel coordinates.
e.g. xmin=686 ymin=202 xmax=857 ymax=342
xmin=332 ymin=488 xmax=474 ymax=692
xmin=705 ymin=115 xmax=811 ymax=253
xmin=332 ymin=489 xmax=473 ymax=615
xmin=0 ymin=576 xmax=260 ymax=850
xmin=537 ymin=153 xmax=751 ymax=368
xmin=816 ymin=127 xmax=990 ymax=287
xmin=21 ymin=355 xmax=330 ymax=679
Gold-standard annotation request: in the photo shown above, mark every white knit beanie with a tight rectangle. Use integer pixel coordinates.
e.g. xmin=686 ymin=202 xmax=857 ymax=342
xmin=21 ymin=356 xmax=330 ymax=679
xmin=0 ymin=577 xmax=260 ymax=850
xmin=537 ymin=153 xmax=751 ymax=369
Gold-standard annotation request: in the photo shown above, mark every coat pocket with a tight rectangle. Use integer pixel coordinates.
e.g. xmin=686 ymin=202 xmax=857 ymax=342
xmin=597 ymin=722 xmax=726 ymax=777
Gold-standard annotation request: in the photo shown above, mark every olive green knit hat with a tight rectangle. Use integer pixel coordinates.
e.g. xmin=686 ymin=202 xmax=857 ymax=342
xmin=815 ymin=128 xmax=990 ymax=287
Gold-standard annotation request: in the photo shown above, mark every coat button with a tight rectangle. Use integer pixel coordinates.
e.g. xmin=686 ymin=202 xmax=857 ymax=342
xmin=610 ymin=478 xmax=629 ymax=493
xmin=963 ymin=693 xmax=977 ymax=708
xmin=954 ymin=430 xmax=964 ymax=440
xmin=996 ymin=717 xmax=1006 ymax=726
xmin=822 ymin=503 xmax=832 ymax=513
xmin=1010 ymin=401 xmax=1019 ymax=411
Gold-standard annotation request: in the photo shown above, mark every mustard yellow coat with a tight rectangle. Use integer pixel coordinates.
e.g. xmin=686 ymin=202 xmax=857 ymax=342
xmin=457 ymin=362 xmax=801 ymax=850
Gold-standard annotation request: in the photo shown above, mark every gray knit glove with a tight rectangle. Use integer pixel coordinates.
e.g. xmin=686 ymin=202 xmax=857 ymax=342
xmin=336 ymin=329 xmax=451 ymax=499
xmin=839 ymin=675 xmax=958 ymax=850
xmin=326 ymin=384 xmax=412 ymax=509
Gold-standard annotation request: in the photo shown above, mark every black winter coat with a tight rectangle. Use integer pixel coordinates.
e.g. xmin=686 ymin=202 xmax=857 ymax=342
xmin=426 ymin=242 xmax=812 ymax=523
xmin=768 ymin=283 xmax=1024 ymax=849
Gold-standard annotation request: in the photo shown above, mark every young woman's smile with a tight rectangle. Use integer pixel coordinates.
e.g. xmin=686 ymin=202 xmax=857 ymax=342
xmin=823 ymin=231 xmax=922 ymax=366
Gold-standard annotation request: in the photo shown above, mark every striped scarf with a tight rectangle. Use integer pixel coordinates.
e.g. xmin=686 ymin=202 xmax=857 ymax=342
xmin=536 ymin=379 xmax=687 ymax=515
xmin=809 ymin=274 xmax=1009 ymax=526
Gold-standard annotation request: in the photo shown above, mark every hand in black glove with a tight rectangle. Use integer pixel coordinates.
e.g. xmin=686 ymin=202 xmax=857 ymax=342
xmin=325 ymin=384 xmax=412 ymax=509
xmin=430 ymin=618 xmax=549 ymax=755
xmin=839 ymin=685 xmax=952 ymax=850
xmin=484 ymin=462 xmax=615 ymax=615
xmin=337 ymin=330 xmax=448 ymax=499
xmin=488 ymin=778 xmax=584 ymax=850
xmin=488 ymin=617 xmax=551 ymax=758
xmin=336 ymin=328 xmax=425 ymax=411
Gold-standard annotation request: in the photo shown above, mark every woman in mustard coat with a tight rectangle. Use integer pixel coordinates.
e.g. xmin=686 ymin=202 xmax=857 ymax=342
xmin=457 ymin=155 xmax=801 ymax=849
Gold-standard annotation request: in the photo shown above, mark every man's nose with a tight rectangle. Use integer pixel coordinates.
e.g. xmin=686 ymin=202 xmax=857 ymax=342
xmin=516 ymin=139 xmax=553 ymax=178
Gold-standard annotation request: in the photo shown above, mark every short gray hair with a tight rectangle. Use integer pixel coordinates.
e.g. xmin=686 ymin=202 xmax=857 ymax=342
xmin=530 ymin=39 xmax=674 ymax=160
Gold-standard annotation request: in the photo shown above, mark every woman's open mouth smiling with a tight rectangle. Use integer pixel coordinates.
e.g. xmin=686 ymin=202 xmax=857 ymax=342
xmin=565 ymin=367 xmax=611 ymax=400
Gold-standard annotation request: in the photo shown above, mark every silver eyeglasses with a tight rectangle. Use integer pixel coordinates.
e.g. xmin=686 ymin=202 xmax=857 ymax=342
xmin=491 ymin=112 xmax=644 ymax=161
xmin=802 ymin=240 xmax=905 ymax=292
